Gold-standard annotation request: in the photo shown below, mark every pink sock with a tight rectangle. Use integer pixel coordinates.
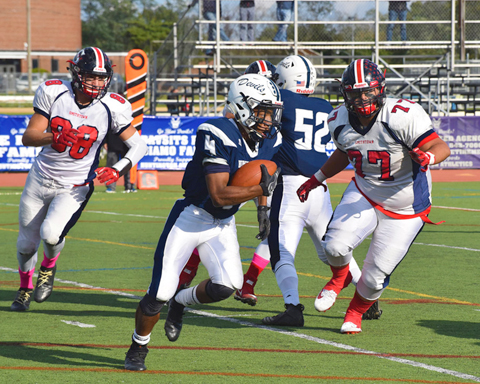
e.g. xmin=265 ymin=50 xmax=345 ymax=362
xmin=19 ymin=267 xmax=35 ymax=290
xmin=251 ymin=253 xmax=269 ymax=270
xmin=41 ymin=252 xmax=59 ymax=269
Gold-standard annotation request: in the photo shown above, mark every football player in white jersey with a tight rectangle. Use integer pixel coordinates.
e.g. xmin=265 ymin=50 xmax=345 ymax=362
xmin=11 ymin=47 xmax=147 ymax=312
xmin=297 ymin=59 xmax=450 ymax=334
xmin=124 ymin=74 xmax=283 ymax=371
xmin=237 ymin=55 xmax=362 ymax=327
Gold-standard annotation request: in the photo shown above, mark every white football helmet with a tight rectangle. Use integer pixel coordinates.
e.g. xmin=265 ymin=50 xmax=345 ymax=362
xmin=227 ymin=73 xmax=283 ymax=142
xmin=275 ymin=55 xmax=317 ymax=95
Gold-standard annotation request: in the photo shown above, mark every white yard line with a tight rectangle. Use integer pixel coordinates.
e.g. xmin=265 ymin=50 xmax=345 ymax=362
xmin=1 ymin=265 xmax=479 ymax=382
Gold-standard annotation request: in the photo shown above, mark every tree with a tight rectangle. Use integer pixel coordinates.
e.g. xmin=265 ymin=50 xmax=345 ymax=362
xmin=82 ymin=0 xmax=180 ymax=51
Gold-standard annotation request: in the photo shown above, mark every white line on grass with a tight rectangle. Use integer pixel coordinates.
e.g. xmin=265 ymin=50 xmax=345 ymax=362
xmin=433 ymin=205 xmax=480 ymax=212
xmin=1 ymin=266 xmax=478 ymax=382
xmin=61 ymin=320 xmax=96 ymax=328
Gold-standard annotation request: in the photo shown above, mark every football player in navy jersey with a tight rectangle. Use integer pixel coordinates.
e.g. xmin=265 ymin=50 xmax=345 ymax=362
xmin=11 ymin=47 xmax=147 ymax=312
xmin=124 ymin=73 xmax=283 ymax=371
xmin=231 ymin=55 xmax=362 ymax=327
xmin=174 ymin=59 xmax=279 ymax=295
xmin=297 ymin=59 xmax=450 ymax=334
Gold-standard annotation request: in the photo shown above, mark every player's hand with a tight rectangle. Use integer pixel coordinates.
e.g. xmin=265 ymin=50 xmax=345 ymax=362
xmin=297 ymin=175 xmax=327 ymax=203
xmin=256 ymin=205 xmax=271 ymax=241
xmin=52 ymin=127 xmax=78 ymax=147
xmin=95 ymin=167 xmax=120 ymax=185
xmin=409 ymin=148 xmax=435 ymax=172
xmin=259 ymin=164 xmax=281 ymax=196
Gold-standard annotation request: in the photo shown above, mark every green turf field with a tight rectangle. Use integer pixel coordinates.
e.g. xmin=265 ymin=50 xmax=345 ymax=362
xmin=0 ymin=182 xmax=479 ymax=383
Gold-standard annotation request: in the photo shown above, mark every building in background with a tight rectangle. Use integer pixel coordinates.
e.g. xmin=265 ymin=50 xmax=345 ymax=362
xmin=0 ymin=0 xmax=126 ymax=86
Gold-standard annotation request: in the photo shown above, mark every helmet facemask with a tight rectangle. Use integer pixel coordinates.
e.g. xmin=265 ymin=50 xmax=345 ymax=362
xmin=230 ymin=93 xmax=283 ymax=143
xmin=340 ymin=59 xmax=386 ymax=119
xmin=76 ymin=72 xmax=112 ymax=99
xmin=342 ymin=85 xmax=386 ymax=118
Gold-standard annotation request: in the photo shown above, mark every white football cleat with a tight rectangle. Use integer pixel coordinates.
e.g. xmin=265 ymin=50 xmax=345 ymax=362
xmin=314 ymin=289 xmax=337 ymax=312
xmin=340 ymin=321 xmax=362 ymax=334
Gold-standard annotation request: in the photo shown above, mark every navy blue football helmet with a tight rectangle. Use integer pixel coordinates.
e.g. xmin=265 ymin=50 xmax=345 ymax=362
xmin=341 ymin=59 xmax=386 ymax=118
xmin=68 ymin=47 xmax=113 ymax=100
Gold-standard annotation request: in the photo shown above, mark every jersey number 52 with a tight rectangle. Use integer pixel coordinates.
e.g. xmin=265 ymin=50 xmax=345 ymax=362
xmin=294 ymin=109 xmax=330 ymax=153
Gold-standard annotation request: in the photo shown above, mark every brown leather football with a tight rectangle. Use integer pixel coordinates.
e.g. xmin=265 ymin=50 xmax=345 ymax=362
xmin=229 ymin=160 xmax=277 ymax=187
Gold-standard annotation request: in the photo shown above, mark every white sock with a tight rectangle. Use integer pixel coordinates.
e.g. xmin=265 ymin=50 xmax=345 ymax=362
xmin=175 ymin=285 xmax=201 ymax=306
xmin=132 ymin=330 xmax=150 ymax=345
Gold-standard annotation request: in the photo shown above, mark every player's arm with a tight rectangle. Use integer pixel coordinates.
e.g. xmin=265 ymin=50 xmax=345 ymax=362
xmin=22 ymin=112 xmax=78 ymax=147
xmin=296 ymin=149 xmax=350 ymax=202
xmin=410 ymin=137 xmax=451 ymax=167
xmin=205 ymin=171 xmax=264 ymax=207
xmin=96 ymin=125 xmax=148 ymax=185
xmin=205 ymin=164 xmax=279 ymax=207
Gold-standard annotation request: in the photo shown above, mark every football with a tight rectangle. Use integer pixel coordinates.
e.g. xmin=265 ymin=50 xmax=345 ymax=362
xmin=229 ymin=159 xmax=277 ymax=187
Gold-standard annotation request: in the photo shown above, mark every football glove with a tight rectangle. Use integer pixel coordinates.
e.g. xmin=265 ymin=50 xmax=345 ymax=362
xmin=297 ymin=175 xmax=327 ymax=203
xmin=409 ymin=148 xmax=435 ymax=172
xmin=52 ymin=126 xmax=78 ymax=147
xmin=256 ymin=205 xmax=271 ymax=241
xmin=96 ymin=167 xmax=120 ymax=185
xmin=259 ymin=164 xmax=281 ymax=196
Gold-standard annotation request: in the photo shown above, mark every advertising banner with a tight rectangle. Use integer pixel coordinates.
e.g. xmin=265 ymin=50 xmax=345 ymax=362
xmin=1 ymin=114 xmax=480 ymax=171
xmin=0 ymin=115 xmax=40 ymax=171
xmin=137 ymin=115 xmax=218 ymax=170
xmin=430 ymin=116 xmax=480 ymax=169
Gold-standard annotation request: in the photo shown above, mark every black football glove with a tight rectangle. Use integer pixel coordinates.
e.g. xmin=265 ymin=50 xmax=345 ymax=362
xmin=259 ymin=164 xmax=281 ymax=196
xmin=256 ymin=205 xmax=271 ymax=241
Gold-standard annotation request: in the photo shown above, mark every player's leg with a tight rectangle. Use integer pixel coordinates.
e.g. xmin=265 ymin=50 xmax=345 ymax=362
xmin=306 ymin=184 xmax=362 ymax=312
xmin=341 ymin=213 xmax=425 ymax=334
xmin=12 ymin=167 xmax=49 ymax=311
xmin=33 ymin=183 xmax=93 ymax=303
xmin=126 ymin=200 xmax=196 ymax=370
xmin=166 ymin=214 xmax=241 ymax=341
xmin=234 ymin=240 xmax=270 ymax=306
xmin=262 ymin=177 xmax=306 ymax=326
xmin=177 ymin=248 xmax=201 ymax=288
xmin=318 ymin=183 xmax=377 ymax=311
xmin=235 ymin=196 xmax=273 ymax=305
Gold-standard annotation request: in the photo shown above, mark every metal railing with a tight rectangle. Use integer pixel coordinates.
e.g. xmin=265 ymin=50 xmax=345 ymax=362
xmin=149 ymin=0 xmax=480 ymax=116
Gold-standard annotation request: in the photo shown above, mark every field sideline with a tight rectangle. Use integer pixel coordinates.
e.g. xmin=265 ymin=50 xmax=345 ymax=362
xmin=0 ymin=176 xmax=479 ymax=383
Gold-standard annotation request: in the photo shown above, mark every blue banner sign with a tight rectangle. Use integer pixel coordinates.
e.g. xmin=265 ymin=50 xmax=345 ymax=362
xmin=1 ymin=114 xmax=479 ymax=171
xmin=138 ymin=115 xmax=217 ymax=170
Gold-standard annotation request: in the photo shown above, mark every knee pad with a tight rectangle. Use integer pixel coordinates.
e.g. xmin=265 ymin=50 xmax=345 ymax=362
xmin=205 ymin=281 xmax=234 ymax=302
xmin=356 ymin=269 xmax=386 ymax=301
xmin=139 ymin=293 xmax=165 ymax=316
xmin=40 ymin=221 xmax=61 ymax=246
xmin=16 ymin=239 xmax=38 ymax=257
xmin=322 ymin=238 xmax=350 ymax=259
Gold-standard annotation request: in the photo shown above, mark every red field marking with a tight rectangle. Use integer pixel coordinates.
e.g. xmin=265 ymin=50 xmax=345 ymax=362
xmin=1 ymin=169 xmax=478 ymax=187
xmin=0 ymin=366 xmax=472 ymax=383
xmin=1 ymin=342 xmax=478 ymax=360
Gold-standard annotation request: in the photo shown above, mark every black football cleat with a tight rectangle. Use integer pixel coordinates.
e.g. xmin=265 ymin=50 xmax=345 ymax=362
xmin=362 ymin=299 xmax=383 ymax=320
xmin=34 ymin=265 xmax=56 ymax=303
xmin=164 ymin=297 xmax=185 ymax=342
xmin=262 ymin=303 xmax=304 ymax=326
xmin=124 ymin=342 xmax=149 ymax=371
xmin=11 ymin=288 xmax=33 ymax=311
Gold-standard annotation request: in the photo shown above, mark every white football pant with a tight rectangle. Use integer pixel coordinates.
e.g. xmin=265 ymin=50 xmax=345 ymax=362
xmin=322 ymin=181 xmax=425 ymax=301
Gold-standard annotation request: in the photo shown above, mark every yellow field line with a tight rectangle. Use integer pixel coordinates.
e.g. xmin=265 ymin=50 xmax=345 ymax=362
xmin=0 ymin=227 xmax=155 ymax=250
xmin=1 ymin=227 xmax=476 ymax=305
